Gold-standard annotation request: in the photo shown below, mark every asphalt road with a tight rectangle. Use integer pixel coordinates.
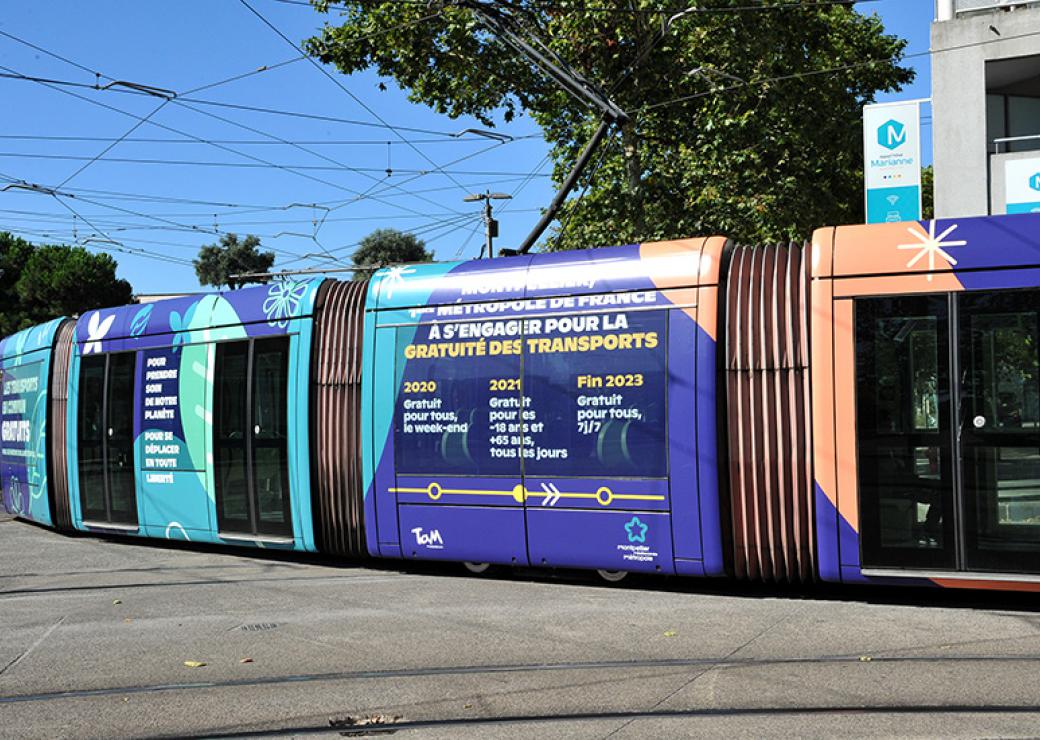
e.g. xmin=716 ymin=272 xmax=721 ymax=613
xmin=3 ymin=513 xmax=1040 ymax=739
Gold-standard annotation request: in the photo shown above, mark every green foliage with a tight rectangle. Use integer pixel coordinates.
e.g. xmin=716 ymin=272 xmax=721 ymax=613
xmin=307 ymin=0 xmax=913 ymax=248
xmin=351 ymin=228 xmax=433 ymax=279
xmin=921 ymin=165 xmax=934 ymax=221
xmin=0 ymin=233 xmax=35 ymax=336
xmin=194 ymin=233 xmax=275 ymax=290
xmin=0 ymin=232 xmax=133 ymax=335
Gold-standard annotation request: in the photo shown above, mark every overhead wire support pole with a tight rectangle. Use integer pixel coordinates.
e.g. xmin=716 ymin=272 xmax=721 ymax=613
xmin=455 ymin=0 xmax=628 ymax=255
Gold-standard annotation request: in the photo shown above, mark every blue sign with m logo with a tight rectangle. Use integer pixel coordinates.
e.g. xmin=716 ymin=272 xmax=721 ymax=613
xmin=877 ymin=119 xmax=907 ymax=151
xmin=1030 ymin=173 xmax=1040 ymax=192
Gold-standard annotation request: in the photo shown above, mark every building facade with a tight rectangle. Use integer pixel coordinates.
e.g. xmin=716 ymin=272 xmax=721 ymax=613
xmin=932 ymin=0 xmax=1040 ymax=217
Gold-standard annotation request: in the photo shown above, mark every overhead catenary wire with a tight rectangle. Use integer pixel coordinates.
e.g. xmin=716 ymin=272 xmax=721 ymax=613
xmin=52 ymin=196 xmax=194 ymax=266
xmin=0 ymin=27 xmax=538 ymax=223
xmin=237 ymin=0 xmax=476 ymax=199
xmin=0 ymin=62 xmax=468 ymax=224
xmin=2 ymin=172 xmax=303 ymax=259
xmin=0 ymin=151 xmax=551 ymax=177
xmin=55 ymin=98 xmax=171 ymax=189
xmin=0 ymin=204 xmax=545 ymax=228
xmin=278 ymin=210 xmax=483 ymax=268
xmin=324 ymin=138 xmax=517 ymax=211
xmin=0 ymin=24 xmax=528 ymax=225
xmin=282 ymin=211 xmax=483 ymax=269
xmin=0 ymin=167 xmax=198 ymax=266
xmin=638 ymin=25 xmax=1040 ymax=113
xmin=0 ymin=68 xmax=472 ymax=136
xmin=181 ymin=8 xmax=442 ymax=96
xmin=0 ymin=133 xmax=539 ymax=146
xmin=0 ymin=173 xmax=548 ymax=228
xmin=0 ymin=0 xmax=952 ymax=272
xmin=169 ymin=97 xmax=473 ymax=218
xmin=0 ymin=17 xmax=536 ymax=270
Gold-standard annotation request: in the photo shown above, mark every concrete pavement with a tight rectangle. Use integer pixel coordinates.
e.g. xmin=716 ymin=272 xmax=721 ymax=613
xmin=2 ymin=514 xmax=1040 ymax=738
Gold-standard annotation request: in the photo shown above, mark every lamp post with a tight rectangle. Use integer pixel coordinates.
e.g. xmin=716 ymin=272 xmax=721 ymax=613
xmin=463 ymin=191 xmax=512 ymax=258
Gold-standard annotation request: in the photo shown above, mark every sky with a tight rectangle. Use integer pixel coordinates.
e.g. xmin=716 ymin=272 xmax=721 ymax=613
xmin=0 ymin=0 xmax=936 ymax=294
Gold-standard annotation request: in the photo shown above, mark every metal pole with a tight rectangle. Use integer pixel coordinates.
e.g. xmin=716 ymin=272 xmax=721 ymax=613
xmin=484 ymin=197 xmax=493 ymax=259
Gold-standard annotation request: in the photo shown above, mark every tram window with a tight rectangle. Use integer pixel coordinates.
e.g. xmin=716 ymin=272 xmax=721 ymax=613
xmin=215 ymin=342 xmax=250 ymax=530
xmin=393 ymin=322 xmax=522 ymax=477
xmin=964 ymin=311 xmax=1039 ymax=432
xmin=855 ymin=296 xmax=956 ymax=570
xmin=78 ymin=356 xmax=107 ymax=520
xmin=252 ymin=338 xmax=291 ymax=532
xmin=871 ymin=319 xmax=939 ymax=434
xmin=214 ymin=337 xmax=292 ymax=538
xmin=106 ymin=352 xmax=138 ymax=525
xmin=523 ymin=310 xmax=668 ymax=478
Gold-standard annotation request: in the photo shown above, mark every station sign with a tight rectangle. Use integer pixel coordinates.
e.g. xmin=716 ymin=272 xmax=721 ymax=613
xmin=1004 ymin=157 xmax=1040 ymax=214
xmin=864 ymin=101 xmax=923 ymax=224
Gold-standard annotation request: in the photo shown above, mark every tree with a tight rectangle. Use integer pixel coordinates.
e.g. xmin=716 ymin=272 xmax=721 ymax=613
xmin=306 ymin=1 xmax=913 ymax=248
xmin=0 ymin=235 xmax=133 ymax=335
xmin=194 ymin=233 xmax=275 ymax=290
xmin=921 ymin=165 xmax=934 ymax=221
xmin=0 ymin=233 xmax=36 ymax=336
xmin=351 ymin=228 xmax=433 ymax=279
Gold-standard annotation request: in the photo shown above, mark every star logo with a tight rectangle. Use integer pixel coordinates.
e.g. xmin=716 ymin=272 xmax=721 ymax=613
xmin=382 ymin=265 xmax=416 ymax=300
xmin=896 ymin=221 xmax=967 ymax=281
xmin=624 ymin=516 xmax=648 ymax=544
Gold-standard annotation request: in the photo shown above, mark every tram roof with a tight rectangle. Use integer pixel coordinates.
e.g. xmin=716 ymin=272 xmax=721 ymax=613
xmin=813 ymin=213 xmax=1040 ymax=282
xmin=71 ymin=277 xmax=326 ymax=352
xmin=0 ymin=317 xmax=67 ymax=362
xmin=367 ymin=237 xmax=726 ymax=311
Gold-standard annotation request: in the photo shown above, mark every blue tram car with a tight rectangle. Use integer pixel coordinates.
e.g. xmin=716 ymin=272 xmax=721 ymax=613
xmin=4 ymin=213 xmax=1040 ymax=593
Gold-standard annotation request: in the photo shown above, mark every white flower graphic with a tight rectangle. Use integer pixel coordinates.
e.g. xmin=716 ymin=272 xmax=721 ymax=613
xmin=83 ymin=311 xmax=115 ymax=354
xmin=263 ymin=281 xmax=308 ymax=328
xmin=382 ymin=265 xmax=416 ymax=300
xmin=896 ymin=221 xmax=967 ymax=281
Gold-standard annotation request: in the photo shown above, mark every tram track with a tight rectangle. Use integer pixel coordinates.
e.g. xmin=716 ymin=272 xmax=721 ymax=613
xmin=6 ymin=653 xmax=1040 ymax=706
xmin=156 ymin=703 xmax=1040 ymax=739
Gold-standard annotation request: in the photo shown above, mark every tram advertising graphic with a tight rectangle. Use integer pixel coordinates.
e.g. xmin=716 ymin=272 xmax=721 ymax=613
xmin=393 ymin=305 xmax=667 ymax=479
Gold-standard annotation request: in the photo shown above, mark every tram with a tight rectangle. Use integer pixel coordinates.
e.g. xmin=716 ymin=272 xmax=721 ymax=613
xmin=2 ymin=212 xmax=1039 ymax=592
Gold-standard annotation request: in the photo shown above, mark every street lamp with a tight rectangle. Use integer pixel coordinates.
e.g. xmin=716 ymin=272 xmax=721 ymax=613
xmin=463 ymin=191 xmax=512 ymax=259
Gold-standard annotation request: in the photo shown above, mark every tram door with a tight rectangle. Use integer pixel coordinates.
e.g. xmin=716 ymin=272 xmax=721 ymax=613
xmin=856 ymin=289 xmax=1040 ymax=574
xmin=958 ymin=291 xmax=1040 ymax=573
xmin=214 ymin=337 xmax=293 ymax=540
xmin=78 ymin=352 xmax=138 ymax=527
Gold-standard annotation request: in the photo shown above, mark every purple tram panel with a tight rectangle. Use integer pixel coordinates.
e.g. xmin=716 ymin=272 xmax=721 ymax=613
xmin=363 ymin=237 xmax=729 ymax=576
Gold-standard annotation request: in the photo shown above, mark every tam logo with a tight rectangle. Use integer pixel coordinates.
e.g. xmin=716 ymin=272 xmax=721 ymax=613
xmin=411 ymin=526 xmax=444 ymax=549
xmin=1030 ymin=173 xmax=1040 ymax=192
xmin=877 ymin=119 xmax=908 ymax=151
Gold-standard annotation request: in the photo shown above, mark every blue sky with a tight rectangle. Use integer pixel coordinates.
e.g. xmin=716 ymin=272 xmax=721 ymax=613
xmin=0 ymin=0 xmax=935 ymax=294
